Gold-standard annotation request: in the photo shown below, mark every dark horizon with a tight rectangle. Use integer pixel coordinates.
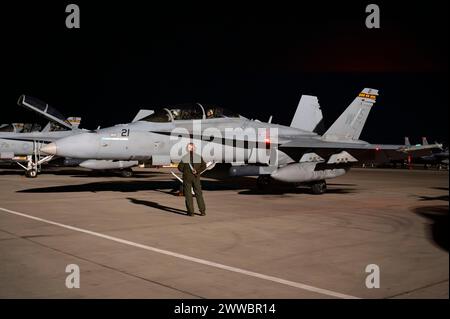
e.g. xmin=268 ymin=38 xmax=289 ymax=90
xmin=1 ymin=1 xmax=448 ymax=145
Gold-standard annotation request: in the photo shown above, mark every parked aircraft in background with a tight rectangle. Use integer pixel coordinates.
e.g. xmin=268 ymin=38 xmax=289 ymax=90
xmin=392 ymin=137 xmax=447 ymax=169
xmin=0 ymin=95 xmax=153 ymax=177
xmin=406 ymin=137 xmax=448 ymax=169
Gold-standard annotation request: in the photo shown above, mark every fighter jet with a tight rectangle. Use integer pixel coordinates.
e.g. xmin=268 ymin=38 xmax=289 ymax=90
xmin=373 ymin=136 xmax=443 ymax=169
xmin=405 ymin=137 xmax=448 ymax=169
xmin=41 ymin=88 xmax=439 ymax=194
xmin=403 ymin=136 xmax=443 ymax=155
xmin=421 ymin=147 xmax=449 ymax=169
xmin=0 ymin=95 xmax=152 ymax=177
xmin=0 ymin=96 xmax=82 ymax=177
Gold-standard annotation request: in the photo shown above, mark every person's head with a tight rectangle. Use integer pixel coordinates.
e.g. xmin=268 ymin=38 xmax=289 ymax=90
xmin=186 ymin=142 xmax=195 ymax=152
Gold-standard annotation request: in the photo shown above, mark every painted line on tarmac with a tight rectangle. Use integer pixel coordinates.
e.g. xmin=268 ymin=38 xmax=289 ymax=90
xmin=0 ymin=206 xmax=359 ymax=299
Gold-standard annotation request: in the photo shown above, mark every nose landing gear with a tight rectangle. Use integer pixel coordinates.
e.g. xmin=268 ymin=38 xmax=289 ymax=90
xmin=25 ymin=168 xmax=38 ymax=178
xmin=16 ymin=141 xmax=54 ymax=178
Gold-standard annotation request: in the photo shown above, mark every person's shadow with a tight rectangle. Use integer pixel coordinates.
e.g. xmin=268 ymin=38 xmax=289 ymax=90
xmin=127 ymin=197 xmax=188 ymax=216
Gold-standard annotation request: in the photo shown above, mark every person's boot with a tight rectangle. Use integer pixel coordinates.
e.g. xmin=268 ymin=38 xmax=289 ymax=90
xmin=200 ymin=211 xmax=206 ymax=216
xmin=187 ymin=212 xmax=195 ymax=217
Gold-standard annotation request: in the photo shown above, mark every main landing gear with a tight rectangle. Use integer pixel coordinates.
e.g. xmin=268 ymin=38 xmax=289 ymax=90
xmin=310 ymin=180 xmax=327 ymax=195
xmin=256 ymin=175 xmax=327 ymax=194
xmin=119 ymin=168 xmax=134 ymax=177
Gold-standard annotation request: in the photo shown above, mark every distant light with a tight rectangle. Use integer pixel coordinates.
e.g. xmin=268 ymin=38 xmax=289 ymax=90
xmin=265 ymin=128 xmax=271 ymax=145
xmin=375 ymin=147 xmax=380 ymax=151
xmin=415 ymin=144 xmax=421 ymax=146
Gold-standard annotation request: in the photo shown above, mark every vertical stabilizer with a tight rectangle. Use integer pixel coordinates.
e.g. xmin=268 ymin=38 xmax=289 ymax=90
xmin=323 ymin=88 xmax=378 ymax=141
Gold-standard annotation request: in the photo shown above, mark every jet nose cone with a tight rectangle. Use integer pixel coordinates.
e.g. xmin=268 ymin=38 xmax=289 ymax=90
xmin=41 ymin=142 xmax=57 ymax=155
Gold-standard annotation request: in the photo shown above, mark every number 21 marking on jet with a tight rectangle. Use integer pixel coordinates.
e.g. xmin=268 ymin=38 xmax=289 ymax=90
xmin=121 ymin=129 xmax=130 ymax=137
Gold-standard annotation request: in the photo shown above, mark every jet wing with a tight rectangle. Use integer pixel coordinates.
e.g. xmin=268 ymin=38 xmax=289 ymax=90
xmin=277 ymin=136 xmax=413 ymax=163
xmin=279 ymin=137 xmax=402 ymax=150
xmin=17 ymin=95 xmax=73 ymax=130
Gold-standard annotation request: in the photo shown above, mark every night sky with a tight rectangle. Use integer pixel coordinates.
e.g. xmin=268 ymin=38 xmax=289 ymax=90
xmin=1 ymin=1 xmax=448 ymax=145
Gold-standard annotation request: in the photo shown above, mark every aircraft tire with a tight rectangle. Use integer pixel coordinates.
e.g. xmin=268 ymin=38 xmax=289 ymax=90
xmin=311 ymin=180 xmax=327 ymax=195
xmin=256 ymin=175 xmax=271 ymax=189
xmin=25 ymin=169 xmax=38 ymax=178
xmin=120 ymin=169 xmax=133 ymax=178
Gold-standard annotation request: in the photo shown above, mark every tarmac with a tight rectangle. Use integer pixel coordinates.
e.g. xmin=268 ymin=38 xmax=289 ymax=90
xmin=0 ymin=166 xmax=448 ymax=298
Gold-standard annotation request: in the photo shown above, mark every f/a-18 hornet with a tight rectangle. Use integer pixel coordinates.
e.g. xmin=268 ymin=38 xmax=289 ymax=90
xmin=41 ymin=88 xmax=438 ymax=193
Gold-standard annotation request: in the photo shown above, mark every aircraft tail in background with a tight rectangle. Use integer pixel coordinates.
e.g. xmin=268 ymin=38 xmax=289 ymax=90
xmin=405 ymin=137 xmax=411 ymax=146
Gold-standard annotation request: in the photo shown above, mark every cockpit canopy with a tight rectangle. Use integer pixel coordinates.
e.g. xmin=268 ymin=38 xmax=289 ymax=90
xmin=141 ymin=103 xmax=240 ymax=122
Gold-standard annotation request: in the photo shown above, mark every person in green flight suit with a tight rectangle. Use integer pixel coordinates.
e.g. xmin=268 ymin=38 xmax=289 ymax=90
xmin=177 ymin=142 xmax=206 ymax=217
